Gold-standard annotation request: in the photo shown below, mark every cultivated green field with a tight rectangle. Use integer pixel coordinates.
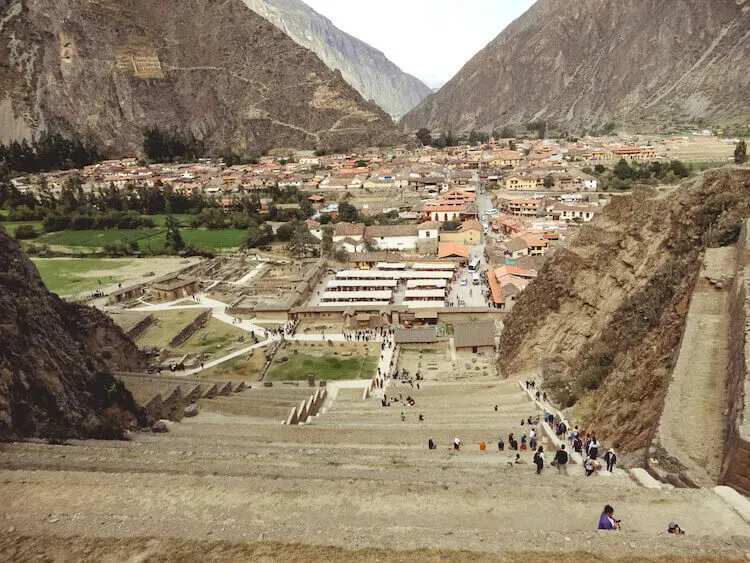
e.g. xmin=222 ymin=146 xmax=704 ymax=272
xmin=268 ymin=353 xmax=377 ymax=381
xmin=31 ymin=257 xmax=135 ymax=295
xmin=21 ymin=228 xmax=246 ymax=254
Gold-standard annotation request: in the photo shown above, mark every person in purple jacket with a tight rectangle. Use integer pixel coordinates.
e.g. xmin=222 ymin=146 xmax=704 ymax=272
xmin=598 ymin=505 xmax=621 ymax=530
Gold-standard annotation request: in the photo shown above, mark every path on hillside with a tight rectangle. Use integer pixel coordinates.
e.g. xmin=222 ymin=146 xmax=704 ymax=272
xmin=657 ymin=247 xmax=735 ymax=484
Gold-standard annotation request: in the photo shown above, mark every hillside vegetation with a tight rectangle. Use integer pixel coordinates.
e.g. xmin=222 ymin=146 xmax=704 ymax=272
xmin=498 ymin=167 xmax=750 ymax=453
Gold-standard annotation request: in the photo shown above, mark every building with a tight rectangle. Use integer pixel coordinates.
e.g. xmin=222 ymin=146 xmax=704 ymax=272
xmin=499 ymin=199 xmax=541 ymax=217
xmin=364 ymin=225 xmax=419 ymax=251
xmin=453 ymin=321 xmax=495 ymax=353
xmin=438 ymin=243 xmax=470 ymax=260
xmin=147 ymin=275 xmax=200 ymax=301
xmin=439 ymin=220 xmax=482 ymax=245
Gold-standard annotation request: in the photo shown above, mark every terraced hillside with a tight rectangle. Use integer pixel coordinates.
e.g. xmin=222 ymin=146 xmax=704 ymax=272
xmin=1 ymin=378 xmax=750 ymax=560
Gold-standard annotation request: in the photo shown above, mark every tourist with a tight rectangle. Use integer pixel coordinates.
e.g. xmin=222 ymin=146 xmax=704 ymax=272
xmin=419 ymin=413 xmax=424 ymax=422
xmin=529 ymin=428 xmax=537 ymax=449
xmin=668 ymin=522 xmax=685 ymax=535
xmin=479 ymin=441 xmax=486 ymax=451
xmin=498 ymin=439 xmax=505 ymax=451
xmin=588 ymin=436 xmax=600 ymax=460
xmin=454 ymin=437 xmax=461 ymax=451
xmin=554 ymin=445 xmax=569 ymax=475
xmin=598 ymin=505 xmax=620 ymax=530
xmin=533 ymin=446 xmax=545 ymax=474
xmin=520 ymin=432 xmax=527 ymax=450
xmin=604 ymin=448 xmax=617 ymax=472
xmin=428 ymin=438 xmax=437 ymax=450
xmin=400 ymin=412 xmax=405 ymax=422
xmin=584 ymin=457 xmax=595 ymax=477
xmin=494 ymin=404 xmax=498 ymax=411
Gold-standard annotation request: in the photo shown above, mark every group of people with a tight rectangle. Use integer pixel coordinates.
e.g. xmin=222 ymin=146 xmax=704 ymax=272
xmin=344 ymin=326 xmax=392 ymax=342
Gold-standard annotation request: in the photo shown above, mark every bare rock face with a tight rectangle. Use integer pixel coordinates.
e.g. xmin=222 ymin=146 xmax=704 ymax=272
xmin=242 ymin=0 xmax=432 ymax=120
xmin=402 ymin=0 xmax=750 ymax=133
xmin=0 ymin=0 xmax=400 ymax=155
xmin=0 ymin=227 xmax=146 ymax=441
xmin=498 ymin=168 xmax=750 ymax=453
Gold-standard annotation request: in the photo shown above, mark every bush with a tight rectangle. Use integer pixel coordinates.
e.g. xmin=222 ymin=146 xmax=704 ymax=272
xmin=14 ymin=224 xmax=38 ymax=240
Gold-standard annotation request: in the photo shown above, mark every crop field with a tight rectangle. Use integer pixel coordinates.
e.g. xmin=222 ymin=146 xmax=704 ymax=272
xmin=24 ymin=228 xmax=246 ymax=253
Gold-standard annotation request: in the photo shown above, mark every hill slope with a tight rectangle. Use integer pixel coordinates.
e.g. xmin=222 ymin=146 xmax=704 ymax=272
xmin=498 ymin=168 xmax=750 ymax=454
xmin=242 ymin=0 xmax=432 ymax=120
xmin=402 ymin=0 xmax=750 ymax=134
xmin=0 ymin=227 xmax=146 ymax=441
xmin=0 ymin=0 xmax=400 ymax=153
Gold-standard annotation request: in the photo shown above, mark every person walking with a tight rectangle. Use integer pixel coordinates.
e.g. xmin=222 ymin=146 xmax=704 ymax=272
xmin=555 ymin=445 xmax=569 ymax=475
xmin=604 ymin=448 xmax=617 ymax=472
xmin=588 ymin=436 xmax=600 ymax=460
xmin=533 ymin=446 xmax=545 ymax=474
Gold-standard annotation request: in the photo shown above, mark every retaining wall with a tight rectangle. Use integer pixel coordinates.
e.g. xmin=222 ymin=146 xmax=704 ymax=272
xmin=168 ymin=309 xmax=212 ymax=348
xmin=722 ymin=220 xmax=750 ymax=494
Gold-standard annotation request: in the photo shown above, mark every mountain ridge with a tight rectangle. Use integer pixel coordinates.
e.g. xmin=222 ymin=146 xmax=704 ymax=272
xmin=242 ymin=0 xmax=432 ymax=120
xmin=402 ymin=0 xmax=750 ymax=134
xmin=0 ymin=0 xmax=401 ymax=154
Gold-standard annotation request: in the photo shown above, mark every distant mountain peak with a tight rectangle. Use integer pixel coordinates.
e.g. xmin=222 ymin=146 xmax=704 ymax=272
xmin=243 ymin=0 xmax=432 ymax=120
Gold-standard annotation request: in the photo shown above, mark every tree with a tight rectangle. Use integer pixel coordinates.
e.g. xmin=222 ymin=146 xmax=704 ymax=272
xmin=164 ymin=213 xmax=185 ymax=253
xmin=337 ymin=202 xmax=359 ymax=223
xmin=543 ymin=175 xmax=555 ymax=189
xmin=288 ymin=226 xmax=319 ymax=257
xmin=276 ymin=220 xmax=303 ymax=242
xmin=243 ymin=224 xmax=274 ymax=249
xmin=735 ymin=140 xmax=747 ymax=164
xmin=440 ymin=220 xmax=461 ymax=232
xmin=14 ymin=224 xmax=38 ymax=240
xmin=415 ymin=128 xmax=432 ymax=146
xmin=508 ymin=139 xmax=517 ymax=151
xmin=321 ymin=226 xmax=334 ymax=256
xmin=613 ymin=158 xmax=633 ymax=180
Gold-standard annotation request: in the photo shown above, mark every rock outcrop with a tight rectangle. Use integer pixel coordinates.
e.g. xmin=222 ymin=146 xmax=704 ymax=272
xmin=242 ymin=0 xmax=431 ymax=120
xmin=0 ymin=227 xmax=146 ymax=441
xmin=498 ymin=168 xmax=750 ymax=454
xmin=0 ymin=0 xmax=400 ymax=154
xmin=402 ymin=0 xmax=750 ymax=134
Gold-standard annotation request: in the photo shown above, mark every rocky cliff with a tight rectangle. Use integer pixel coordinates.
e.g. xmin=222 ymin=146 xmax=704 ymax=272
xmin=0 ymin=0 xmax=400 ymax=153
xmin=498 ymin=168 xmax=750 ymax=453
xmin=402 ymin=0 xmax=750 ymax=134
xmin=242 ymin=0 xmax=431 ymax=120
xmin=0 ymin=227 xmax=146 ymax=441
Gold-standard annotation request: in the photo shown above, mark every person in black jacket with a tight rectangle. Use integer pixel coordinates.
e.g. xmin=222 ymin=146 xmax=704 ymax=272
xmin=554 ymin=445 xmax=569 ymax=475
xmin=604 ymin=448 xmax=617 ymax=472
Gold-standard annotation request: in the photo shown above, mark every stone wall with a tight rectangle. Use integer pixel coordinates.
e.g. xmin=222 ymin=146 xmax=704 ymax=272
xmin=168 ymin=309 xmax=212 ymax=349
xmin=721 ymin=220 xmax=750 ymax=494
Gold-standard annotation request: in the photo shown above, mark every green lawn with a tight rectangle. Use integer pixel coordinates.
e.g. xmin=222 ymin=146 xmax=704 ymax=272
xmin=35 ymin=228 xmax=164 ymax=249
xmin=146 ymin=214 xmax=193 ymax=227
xmin=28 ymin=227 xmax=245 ymax=253
xmin=182 ymin=229 xmax=246 ymax=251
xmin=268 ymin=353 xmax=377 ymax=381
xmin=31 ymin=257 xmax=135 ymax=295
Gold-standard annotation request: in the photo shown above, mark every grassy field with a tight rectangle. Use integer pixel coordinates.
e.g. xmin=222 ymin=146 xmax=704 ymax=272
xmin=25 ymin=227 xmax=246 ymax=253
xmin=179 ymin=318 xmax=251 ymax=354
xmin=30 ymin=257 xmax=135 ymax=295
xmin=199 ymin=353 xmax=266 ymax=382
xmin=268 ymin=353 xmax=377 ymax=381
xmin=136 ymin=309 xmax=210 ymax=349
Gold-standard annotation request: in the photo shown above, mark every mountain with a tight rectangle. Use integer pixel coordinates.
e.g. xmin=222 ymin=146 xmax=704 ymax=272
xmin=0 ymin=226 xmax=146 ymax=441
xmin=0 ymin=0 xmax=400 ymax=155
xmin=498 ymin=168 xmax=750 ymax=454
xmin=242 ymin=0 xmax=432 ymax=120
xmin=402 ymin=0 xmax=750 ymax=134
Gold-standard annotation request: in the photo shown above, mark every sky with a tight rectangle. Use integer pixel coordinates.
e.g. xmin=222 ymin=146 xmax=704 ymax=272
xmin=304 ymin=0 xmax=536 ymax=89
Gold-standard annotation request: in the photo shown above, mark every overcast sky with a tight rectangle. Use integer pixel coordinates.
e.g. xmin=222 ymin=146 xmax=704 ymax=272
xmin=304 ymin=0 xmax=536 ymax=89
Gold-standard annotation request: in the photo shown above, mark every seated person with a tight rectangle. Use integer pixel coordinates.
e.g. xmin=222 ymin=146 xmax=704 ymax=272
xmin=668 ymin=522 xmax=685 ymax=535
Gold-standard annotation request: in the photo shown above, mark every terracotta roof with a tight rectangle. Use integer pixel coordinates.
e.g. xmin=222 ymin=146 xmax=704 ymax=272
xmin=438 ymin=243 xmax=470 ymax=259
xmin=461 ymin=219 xmax=482 ymax=232
xmin=505 ymin=238 xmax=529 ymax=253
xmin=418 ymin=221 xmax=442 ymax=230
xmin=334 ymin=222 xmax=365 ymax=237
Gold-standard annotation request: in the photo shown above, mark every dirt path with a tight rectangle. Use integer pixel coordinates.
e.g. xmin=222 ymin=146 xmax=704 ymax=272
xmin=657 ymin=246 xmax=735 ymax=483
